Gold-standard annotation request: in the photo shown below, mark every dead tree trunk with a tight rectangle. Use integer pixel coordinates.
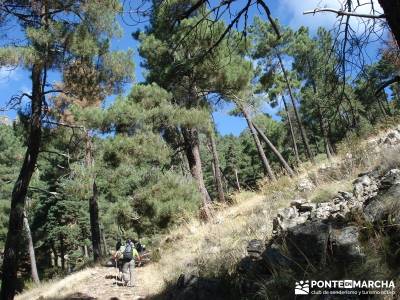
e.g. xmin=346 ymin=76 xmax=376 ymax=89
xmin=241 ymin=107 xmax=276 ymax=181
xmin=281 ymin=95 xmax=300 ymax=164
xmin=253 ymin=123 xmax=295 ymax=177
xmin=234 ymin=168 xmax=241 ymax=192
xmin=23 ymin=209 xmax=40 ymax=284
xmin=182 ymin=127 xmax=212 ymax=219
xmin=1 ymin=64 xmax=43 ymax=300
xmin=276 ymin=52 xmax=314 ymax=162
xmin=209 ymin=131 xmax=225 ymax=202
xmin=85 ymin=133 xmax=102 ymax=262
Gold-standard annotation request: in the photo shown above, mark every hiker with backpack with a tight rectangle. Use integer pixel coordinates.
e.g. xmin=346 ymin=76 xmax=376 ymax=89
xmin=115 ymin=239 xmax=140 ymax=286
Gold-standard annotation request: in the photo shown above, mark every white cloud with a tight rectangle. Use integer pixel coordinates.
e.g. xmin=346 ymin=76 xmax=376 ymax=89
xmin=277 ymin=0 xmax=383 ymax=33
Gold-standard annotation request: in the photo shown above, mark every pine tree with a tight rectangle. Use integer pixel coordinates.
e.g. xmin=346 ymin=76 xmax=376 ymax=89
xmin=0 ymin=1 xmax=128 ymax=297
xmin=251 ymin=18 xmax=314 ymax=162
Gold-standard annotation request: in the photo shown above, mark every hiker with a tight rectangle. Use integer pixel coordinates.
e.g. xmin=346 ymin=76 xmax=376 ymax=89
xmin=116 ymin=239 xmax=140 ymax=286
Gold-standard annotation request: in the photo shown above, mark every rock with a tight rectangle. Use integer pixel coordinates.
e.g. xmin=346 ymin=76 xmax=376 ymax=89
xmin=363 ymin=183 xmax=400 ymax=223
xmin=353 ymin=174 xmax=378 ymax=201
xmin=382 ymin=130 xmax=400 ymax=146
xmin=380 ymin=169 xmax=400 ymax=189
xmin=277 ymin=206 xmax=298 ymax=220
xmin=262 ymin=243 xmax=294 ymax=270
xmin=286 ymin=221 xmax=330 ymax=266
xmin=290 ymin=198 xmax=307 ymax=208
xmin=247 ymin=239 xmax=265 ymax=259
xmin=297 ymin=178 xmax=315 ymax=192
xmin=299 ymin=202 xmax=316 ymax=212
xmin=330 ymin=226 xmax=364 ymax=263
xmin=173 ymin=274 xmax=225 ymax=300
xmin=337 ymin=191 xmax=354 ymax=201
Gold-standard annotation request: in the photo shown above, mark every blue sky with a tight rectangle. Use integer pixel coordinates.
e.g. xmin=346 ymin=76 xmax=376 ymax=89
xmin=0 ymin=0 xmax=383 ymax=135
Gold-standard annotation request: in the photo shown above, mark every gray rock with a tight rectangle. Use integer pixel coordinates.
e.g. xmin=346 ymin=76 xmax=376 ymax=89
xmin=247 ymin=239 xmax=265 ymax=259
xmin=277 ymin=206 xmax=298 ymax=220
xmin=297 ymin=178 xmax=315 ymax=192
xmin=363 ymin=183 xmax=400 ymax=223
xmin=353 ymin=174 xmax=378 ymax=201
xmin=262 ymin=243 xmax=293 ymax=270
xmin=290 ymin=198 xmax=307 ymax=208
xmin=383 ymin=130 xmax=400 ymax=146
xmin=381 ymin=169 xmax=400 ymax=189
xmin=299 ymin=202 xmax=316 ymax=212
xmin=337 ymin=191 xmax=354 ymax=201
xmin=286 ymin=221 xmax=330 ymax=266
xmin=173 ymin=274 xmax=225 ymax=300
xmin=330 ymin=226 xmax=364 ymax=262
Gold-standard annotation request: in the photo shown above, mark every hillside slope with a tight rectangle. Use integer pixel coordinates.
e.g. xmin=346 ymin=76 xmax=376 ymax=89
xmin=16 ymin=125 xmax=400 ymax=300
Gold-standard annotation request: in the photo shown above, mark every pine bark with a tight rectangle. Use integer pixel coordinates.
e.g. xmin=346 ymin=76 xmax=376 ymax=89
xmin=378 ymin=0 xmax=400 ymax=48
xmin=253 ymin=123 xmax=295 ymax=177
xmin=90 ymin=181 xmax=102 ymax=261
xmin=276 ymin=52 xmax=314 ymax=162
xmin=85 ymin=134 xmax=102 ymax=262
xmin=209 ymin=131 xmax=225 ymax=202
xmin=23 ymin=209 xmax=40 ymax=284
xmin=281 ymin=95 xmax=300 ymax=164
xmin=1 ymin=64 xmax=43 ymax=300
xmin=182 ymin=127 xmax=212 ymax=219
xmin=241 ymin=107 xmax=276 ymax=181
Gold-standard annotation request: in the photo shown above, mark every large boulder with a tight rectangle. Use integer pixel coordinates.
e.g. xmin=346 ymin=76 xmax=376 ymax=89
xmin=285 ymin=221 xmax=331 ymax=267
xmin=363 ymin=183 xmax=400 ymax=223
xmin=170 ymin=274 xmax=225 ymax=300
xmin=329 ymin=226 xmax=364 ymax=263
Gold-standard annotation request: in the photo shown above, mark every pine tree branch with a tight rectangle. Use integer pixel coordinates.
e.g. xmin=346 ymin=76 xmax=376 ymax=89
xmin=375 ymin=76 xmax=400 ymax=95
xmin=303 ymin=8 xmax=385 ymax=19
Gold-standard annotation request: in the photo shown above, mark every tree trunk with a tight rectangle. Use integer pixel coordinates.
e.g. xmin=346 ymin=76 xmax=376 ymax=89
xmin=23 ymin=209 xmax=40 ymax=284
xmin=182 ymin=127 xmax=212 ymax=219
xmin=60 ymin=236 xmax=65 ymax=270
xmin=90 ymin=181 xmax=102 ymax=261
xmin=276 ymin=52 xmax=314 ymax=162
xmin=281 ymin=95 xmax=300 ymax=164
xmin=253 ymin=123 xmax=295 ymax=177
xmin=316 ymin=103 xmax=332 ymax=160
xmin=85 ymin=133 xmax=102 ymax=261
xmin=378 ymin=0 xmax=400 ymax=48
xmin=1 ymin=64 xmax=43 ymax=300
xmin=100 ymin=224 xmax=109 ymax=255
xmin=234 ymin=168 xmax=241 ymax=192
xmin=241 ymin=107 xmax=276 ymax=181
xmin=208 ymin=131 xmax=225 ymax=202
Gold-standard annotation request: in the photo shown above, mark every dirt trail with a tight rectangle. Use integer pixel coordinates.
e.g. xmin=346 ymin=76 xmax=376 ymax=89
xmin=16 ymin=264 xmax=164 ymax=300
xmin=16 ymin=192 xmax=271 ymax=300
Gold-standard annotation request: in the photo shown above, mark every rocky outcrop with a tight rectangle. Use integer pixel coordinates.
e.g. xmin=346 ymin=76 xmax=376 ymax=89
xmin=237 ymin=168 xmax=400 ymax=297
xmin=170 ymin=168 xmax=400 ymax=300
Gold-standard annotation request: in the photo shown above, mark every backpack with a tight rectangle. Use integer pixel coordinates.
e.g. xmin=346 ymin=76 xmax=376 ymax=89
xmin=123 ymin=243 xmax=133 ymax=260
